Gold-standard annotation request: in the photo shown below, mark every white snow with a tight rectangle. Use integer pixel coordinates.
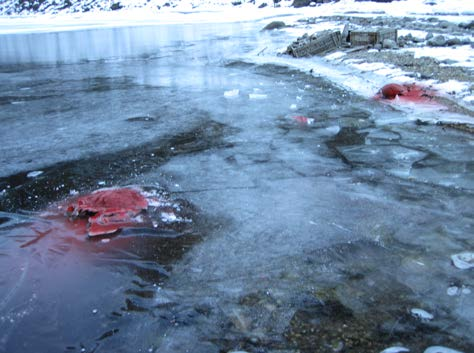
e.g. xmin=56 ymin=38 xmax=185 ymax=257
xmin=405 ymin=45 xmax=474 ymax=68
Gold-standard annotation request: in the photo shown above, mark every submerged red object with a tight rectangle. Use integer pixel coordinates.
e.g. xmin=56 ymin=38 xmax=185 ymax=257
xmin=65 ymin=187 xmax=149 ymax=236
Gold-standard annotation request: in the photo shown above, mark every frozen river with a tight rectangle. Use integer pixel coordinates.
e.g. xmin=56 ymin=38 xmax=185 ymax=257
xmin=0 ymin=20 xmax=473 ymax=353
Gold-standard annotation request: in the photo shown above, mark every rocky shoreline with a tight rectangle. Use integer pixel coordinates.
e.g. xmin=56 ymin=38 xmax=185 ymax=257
xmin=277 ymin=14 xmax=474 ymax=118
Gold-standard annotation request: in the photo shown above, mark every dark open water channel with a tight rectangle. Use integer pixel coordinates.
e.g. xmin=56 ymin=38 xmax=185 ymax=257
xmin=0 ymin=21 xmax=473 ymax=353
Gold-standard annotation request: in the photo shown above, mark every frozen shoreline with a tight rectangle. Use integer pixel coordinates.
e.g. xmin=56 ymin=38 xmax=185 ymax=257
xmin=0 ymin=0 xmax=473 ymax=119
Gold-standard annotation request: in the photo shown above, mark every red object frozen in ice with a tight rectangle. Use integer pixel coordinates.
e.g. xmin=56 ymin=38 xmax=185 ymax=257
xmin=66 ymin=188 xmax=147 ymax=216
xmin=66 ymin=187 xmax=148 ymax=237
xmin=380 ymin=83 xmax=405 ymax=99
xmin=16 ymin=186 xmax=189 ymax=249
xmin=375 ymin=83 xmax=437 ymax=105
xmin=292 ymin=115 xmax=314 ymax=125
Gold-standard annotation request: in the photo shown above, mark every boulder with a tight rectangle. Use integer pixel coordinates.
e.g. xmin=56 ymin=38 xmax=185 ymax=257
xmin=382 ymin=38 xmax=398 ymax=49
xmin=262 ymin=21 xmax=286 ymax=31
xmin=427 ymin=35 xmax=447 ymax=47
xmin=446 ymin=37 xmax=461 ymax=46
xmin=110 ymin=2 xmax=123 ymax=10
xmin=459 ymin=20 xmax=474 ymax=30
xmin=292 ymin=0 xmax=312 ymax=7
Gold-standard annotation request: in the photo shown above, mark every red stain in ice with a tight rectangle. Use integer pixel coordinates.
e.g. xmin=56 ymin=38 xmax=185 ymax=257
xmin=292 ymin=115 xmax=314 ymax=125
xmin=374 ymin=83 xmax=438 ymax=105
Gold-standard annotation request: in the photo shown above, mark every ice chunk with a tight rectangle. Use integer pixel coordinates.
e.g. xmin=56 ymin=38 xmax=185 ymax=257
xmin=161 ymin=212 xmax=178 ymax=223
xmin=325 ymin=125 xmax=341 ymax=135
xmin=27 ymin=170 xmax=43 ymax=178
xmin=424 ymin=346 xmax=464 ymax=353
xmin=380 ymin=347 xmax=410 ymax=353
xmin=224 ymin=89 xmax=239 ymax=98
xmin=451 ymin=252 xmax=474 ymax=270
xmin=410 ymin=308 xmax=434 ymax=321
xmin=248 ymin=93 xmax=268 ymax=100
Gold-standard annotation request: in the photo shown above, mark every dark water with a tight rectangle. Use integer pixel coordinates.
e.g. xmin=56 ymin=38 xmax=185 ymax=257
xmin=0 ymin=21 xmax=473 ymax=353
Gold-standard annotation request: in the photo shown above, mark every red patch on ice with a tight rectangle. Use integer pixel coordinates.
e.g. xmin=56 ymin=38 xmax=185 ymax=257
xmin=65 ymin=187 xmax=149 ymax=237
xmin=292 ymin=115 xmax=314 ymax=125
xmin=374 ymin=83 xmax=438 ymax=105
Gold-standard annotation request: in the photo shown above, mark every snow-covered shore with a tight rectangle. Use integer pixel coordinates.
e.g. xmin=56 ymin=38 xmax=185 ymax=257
xmin=0 ymin=0 xmax=473 ymax=117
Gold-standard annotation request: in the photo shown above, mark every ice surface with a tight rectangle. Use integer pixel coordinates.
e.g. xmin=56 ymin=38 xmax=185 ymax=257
xmin=0 ymin=12 xmax=473 ymax=353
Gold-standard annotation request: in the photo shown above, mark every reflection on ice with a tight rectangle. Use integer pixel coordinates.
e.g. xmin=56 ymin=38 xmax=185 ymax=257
xmin=0 ymin=185 xmax=200 ymax=352
xmin=0 ymin=21 xmax=255 ymax=64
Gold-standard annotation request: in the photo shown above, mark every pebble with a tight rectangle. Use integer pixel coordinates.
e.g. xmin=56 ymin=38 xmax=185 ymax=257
xmin=428 ymin=35 xmax=447 ymax=47
xmin=424 ymin=346 xmax=464 ymax=353
xmin=262 ymin=21 xmax=286 ymax=31
xmin=451 ymin=252 xmax=474 ymax=269
xmin=447 ymin=286 xmax=460 ymax=296
xmin=446 ymin=38 xmax=461 ymax=46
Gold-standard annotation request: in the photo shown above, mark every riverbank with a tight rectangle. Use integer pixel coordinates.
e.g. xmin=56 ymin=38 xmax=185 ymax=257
xmin=254 ymin=11 xmax=474 ymax=120
xmin=0 ymin=0 xmax=473 ymax=118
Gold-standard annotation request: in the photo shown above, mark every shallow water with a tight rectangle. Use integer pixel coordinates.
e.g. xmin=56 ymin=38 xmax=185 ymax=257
xmin=0 ymin=21 xmax=473 ymax=353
